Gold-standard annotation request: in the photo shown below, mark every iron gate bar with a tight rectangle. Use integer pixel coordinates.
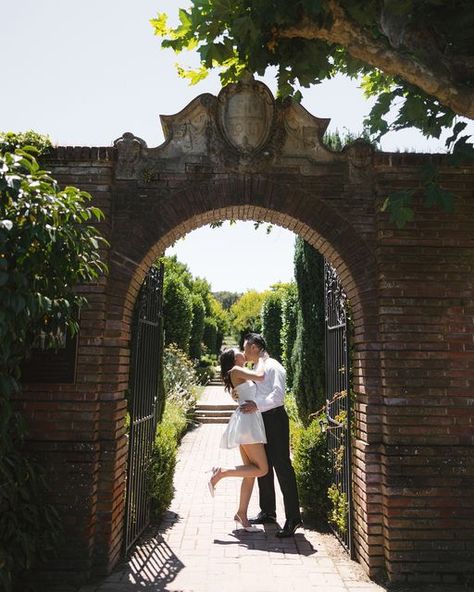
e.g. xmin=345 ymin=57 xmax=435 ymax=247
xmin=324 ymin=260 xmax=353 ymax=557
xmin=124 ymin=263 xmax=165 ymax=554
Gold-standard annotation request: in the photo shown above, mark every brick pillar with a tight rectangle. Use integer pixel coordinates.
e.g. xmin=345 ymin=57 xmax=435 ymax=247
xmin=375 ymin=155 xmax=474 ymax=586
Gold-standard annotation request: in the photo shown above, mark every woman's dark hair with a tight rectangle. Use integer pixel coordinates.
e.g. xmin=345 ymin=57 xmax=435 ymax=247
xmin=244 ymin=332 xmax=267 ymax=352
xmin=220 ymin=348 xmax=236 ymax=392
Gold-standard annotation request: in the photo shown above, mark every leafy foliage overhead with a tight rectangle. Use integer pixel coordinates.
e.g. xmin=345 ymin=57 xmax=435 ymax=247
xmin=153 ymin=1 xmax=473 ymax=227
xmin=153 ymin=1 xmax=474 ymax=119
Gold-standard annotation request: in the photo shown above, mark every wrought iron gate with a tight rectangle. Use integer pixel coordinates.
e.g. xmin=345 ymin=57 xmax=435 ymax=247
xmin=324 ymin=261 xmax=353 ymax=555
xmin=124 ymin=263 xmax=165 ymax=554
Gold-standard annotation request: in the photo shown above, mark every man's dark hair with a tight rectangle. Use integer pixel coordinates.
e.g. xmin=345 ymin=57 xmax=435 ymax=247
xmin=244 ymin=333 xmax=267 ymax=351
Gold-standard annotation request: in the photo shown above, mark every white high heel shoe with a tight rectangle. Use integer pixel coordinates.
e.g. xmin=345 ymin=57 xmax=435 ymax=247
xmin=234 ymin=513 xmax=259 ymax=532
xmin=207 ymin=467 xmax=220 ymax=497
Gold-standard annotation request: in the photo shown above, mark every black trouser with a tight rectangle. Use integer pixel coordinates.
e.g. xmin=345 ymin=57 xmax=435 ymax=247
xmin=258 ymin=405 xmax=301 ymax=521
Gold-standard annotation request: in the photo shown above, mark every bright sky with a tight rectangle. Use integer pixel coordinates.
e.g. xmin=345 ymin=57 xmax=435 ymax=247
xmin=3 ymin=0 xmax=471 ymax=292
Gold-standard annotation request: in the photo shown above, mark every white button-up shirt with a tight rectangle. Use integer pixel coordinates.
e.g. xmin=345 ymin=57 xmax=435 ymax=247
xmin=254 ymin=357 xmax=286 ymax=412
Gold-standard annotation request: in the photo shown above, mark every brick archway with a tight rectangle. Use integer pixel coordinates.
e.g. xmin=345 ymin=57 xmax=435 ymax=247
xmin=19 ymin=78 xmax=474 ymax=589
xmin=104 ymin=178 xmax=382 ymax=566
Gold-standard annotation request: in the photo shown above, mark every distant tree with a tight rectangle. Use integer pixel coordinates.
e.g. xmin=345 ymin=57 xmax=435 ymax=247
xmin=192 ymin=277 xmax=212 ymax=311
xmin=161 ymin=255 xmax=194 ymax=289
xmin=203 ymin=316 xmax=218 ymax=354
xmin=209 ymin=296 xmax=229 ymax=352
xmin=229 ymin=290 xmax=268 ymax=346
xmin=213 ymin=290 xmax=242 ymax=310
xmin=323 ymin=128 xmax=374 ymax=151
xmin=292 ymin=238 xmax=325 ymax=424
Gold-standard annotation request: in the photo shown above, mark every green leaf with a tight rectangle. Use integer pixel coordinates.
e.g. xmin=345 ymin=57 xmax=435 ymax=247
xmin=450 ymin=135 xmax=474 ymax=165
xmin=446 ymin=121 xmax=467 ymax=148
xmin=150 ymin=13 xmax=168 ymax=36
xmin=424 ymin=183 xmax=455 ymax=212
xmin=178 ymin=8 xmax=192 ymax=31
xmin=381 ymin=190 xmax=415 ymax=228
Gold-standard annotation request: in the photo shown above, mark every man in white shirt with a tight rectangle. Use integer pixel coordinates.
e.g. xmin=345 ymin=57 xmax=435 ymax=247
xmin=240 ymin=333 xmax=302 ymax=537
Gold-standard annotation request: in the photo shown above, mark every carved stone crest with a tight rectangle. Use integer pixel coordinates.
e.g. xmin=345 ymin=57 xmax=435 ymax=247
xmin=217 ymin=73 xmax=274 ymax=154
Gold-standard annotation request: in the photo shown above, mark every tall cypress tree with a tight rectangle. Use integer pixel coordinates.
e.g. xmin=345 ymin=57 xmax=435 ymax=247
xmin=261 ymin=290 xmax=284 ymax=362
xmin=291 ymin=237 xmax=325 ymax=424
xmin=189 ymin=293 xmax=206 ymax=359
xmin=281 ymin=283 xmax=298 ymax=390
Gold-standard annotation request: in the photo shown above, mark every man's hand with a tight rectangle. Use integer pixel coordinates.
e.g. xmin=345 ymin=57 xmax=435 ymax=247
xmin=239 ymin=400 xmax=258 ymax=414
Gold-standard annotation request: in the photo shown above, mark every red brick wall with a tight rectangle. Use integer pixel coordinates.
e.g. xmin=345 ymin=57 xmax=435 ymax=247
xmin=17 ymin=146 xmax=474 ymax=588
xmin=374 ymin=154 xmax=474 ymax=586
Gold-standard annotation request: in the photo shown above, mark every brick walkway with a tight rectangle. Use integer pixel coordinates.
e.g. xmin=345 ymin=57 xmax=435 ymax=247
xmin=81 ymin=385 xmax=386 ymax=592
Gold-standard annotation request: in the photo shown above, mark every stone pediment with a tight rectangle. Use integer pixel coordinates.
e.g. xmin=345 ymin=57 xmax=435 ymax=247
xmin=114 ymin=74 xmax=343 ymax=182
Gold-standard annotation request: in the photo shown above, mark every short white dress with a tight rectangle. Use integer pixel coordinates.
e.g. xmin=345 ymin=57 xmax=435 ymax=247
xmin=220 ymin=381 xmax=267 ymax=449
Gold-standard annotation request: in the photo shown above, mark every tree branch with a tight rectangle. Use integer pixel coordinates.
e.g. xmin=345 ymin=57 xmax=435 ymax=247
xmin=277 ymin=0 xmax=474 ymax=119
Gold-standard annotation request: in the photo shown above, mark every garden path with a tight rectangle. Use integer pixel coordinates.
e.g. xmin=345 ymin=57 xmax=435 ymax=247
xmin=79 ymin=384 xmax=385 ymax=592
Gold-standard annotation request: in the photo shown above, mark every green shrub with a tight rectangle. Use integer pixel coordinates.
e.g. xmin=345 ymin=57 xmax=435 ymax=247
xmin=148 ymin=398 xmax=192 ymax=521
xmin=148 ymin=347 xmax=198 ymax=522
xmin=328 ymin=484 xmax=349 ymax=534
xmin=163 ymin=275 xmax=193 ymax=352
xmin=293 ymin=416 xmax=331 ymax=523
xmin=161 ymin=398 xmax=191 ymax=442
xmin=163 ymin=344 xmax=198 ymax=410
xmin=149 ymin=422 xmax=178 ymax=521
xmin=0 ymin=130 xmax=52 ymax=154
xmin=287 ymin=393 xmax=303 ymax=454
xmin=195 ymin=363 xmax=215 ymax=385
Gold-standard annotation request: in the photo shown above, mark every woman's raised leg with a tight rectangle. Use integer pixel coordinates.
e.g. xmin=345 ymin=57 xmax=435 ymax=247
xmin=234 ymin=443 xmax=268 ymax=525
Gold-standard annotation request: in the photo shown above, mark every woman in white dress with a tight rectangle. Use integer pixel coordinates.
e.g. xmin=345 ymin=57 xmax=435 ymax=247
xmin=208 ymin=348 xmax=268 ymax=531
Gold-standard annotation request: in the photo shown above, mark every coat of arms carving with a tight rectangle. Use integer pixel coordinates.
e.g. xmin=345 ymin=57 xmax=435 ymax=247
xmin=217 ymin=73 xmax=274 ymax=154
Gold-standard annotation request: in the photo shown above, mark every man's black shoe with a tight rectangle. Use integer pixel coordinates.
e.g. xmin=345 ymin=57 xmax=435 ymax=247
xmin=249 ymin=511 xmax=277 ymax=524
xmin=275 ymin=518 xmax=303 ymax=537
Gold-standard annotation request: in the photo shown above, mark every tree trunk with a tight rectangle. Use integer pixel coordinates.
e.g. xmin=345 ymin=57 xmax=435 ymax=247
xmin=278 ymin=0 xmax=474 ymax=119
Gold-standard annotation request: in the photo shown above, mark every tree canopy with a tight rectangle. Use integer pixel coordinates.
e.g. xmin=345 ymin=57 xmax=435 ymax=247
xmin=152 ymin=0 xmax=473 ymax=173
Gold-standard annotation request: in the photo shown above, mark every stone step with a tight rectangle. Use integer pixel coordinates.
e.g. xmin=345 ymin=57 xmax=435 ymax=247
xmin=196 ymin=404 xmax=237 ymax=411
xmin=208 ymin=378 xmax=223 ymax=385
xmin=194 ymin=411 xmax=232 ymax=421
xmin=196 ymin=417 xmax=229 ymax=424
xmin=194 ymin=406 xmax=235 ymax=424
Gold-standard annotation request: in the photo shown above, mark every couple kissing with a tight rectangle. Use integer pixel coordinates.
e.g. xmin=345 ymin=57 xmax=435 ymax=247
xmin=208 ymin=332 xmax=302 ymax=538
